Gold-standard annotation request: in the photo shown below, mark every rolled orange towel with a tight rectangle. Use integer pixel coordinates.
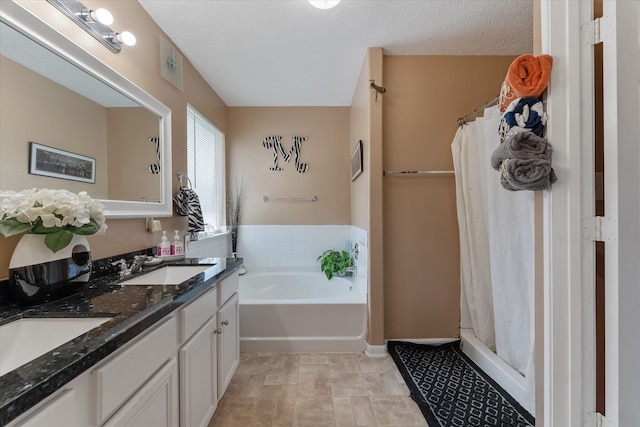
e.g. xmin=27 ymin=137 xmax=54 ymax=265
xmin=499 ymin=54 xmax=553 ymax=113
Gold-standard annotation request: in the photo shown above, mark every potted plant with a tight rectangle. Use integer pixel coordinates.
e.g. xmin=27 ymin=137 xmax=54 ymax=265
xmin=317 ymin=249 xmax=352 ymax=280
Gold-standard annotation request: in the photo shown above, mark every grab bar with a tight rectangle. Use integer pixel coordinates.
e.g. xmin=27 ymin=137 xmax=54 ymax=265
xmin=262 ymin=195 xmax=318 ymax=202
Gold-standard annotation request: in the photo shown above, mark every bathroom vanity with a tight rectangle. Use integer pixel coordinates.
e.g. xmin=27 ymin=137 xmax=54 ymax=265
xmin=0 ymin=257 xmax=242 ymax=427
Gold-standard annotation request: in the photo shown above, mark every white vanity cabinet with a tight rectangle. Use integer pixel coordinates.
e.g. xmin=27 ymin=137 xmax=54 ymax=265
xmin=10 ymin=372 xmax=92 ymax=427
xmin=5 ymin=267 xmax=241 ymax=427
xmin=178 ymin=269 xmax=240 ymax=426
xmin=95 ymin=316 xmax=179 ymax=426
xmin=216 ymin=292 xmax=239 ymax=398
xmin=178 ymin=288 xmax=218 ymax=427
xmin=102 ymin=358 xmax=179 ymax=427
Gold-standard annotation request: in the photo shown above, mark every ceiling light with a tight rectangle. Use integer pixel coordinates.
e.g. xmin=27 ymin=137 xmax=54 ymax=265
xmin=308 ymin=0 xmax=341 ymax=10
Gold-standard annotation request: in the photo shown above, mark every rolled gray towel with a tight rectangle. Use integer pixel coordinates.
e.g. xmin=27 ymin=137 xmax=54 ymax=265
xmin=491 ymin=131 xmax=553 ymax=170
xmin=499 ymin=158 xmax=558 ymax=191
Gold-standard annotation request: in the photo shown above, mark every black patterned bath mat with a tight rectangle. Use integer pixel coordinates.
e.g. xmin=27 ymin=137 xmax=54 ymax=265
xmin=388 ymin=340 xmax=535 ymax=427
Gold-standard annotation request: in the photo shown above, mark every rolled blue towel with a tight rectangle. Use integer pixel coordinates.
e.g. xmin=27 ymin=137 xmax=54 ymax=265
xmin=499 ymin=158 xmax=558 ymax=191
xmin=491 ymin=131 xmax=553 ymax=170
xmin=498 ymin=97 xmax=546 ymax=143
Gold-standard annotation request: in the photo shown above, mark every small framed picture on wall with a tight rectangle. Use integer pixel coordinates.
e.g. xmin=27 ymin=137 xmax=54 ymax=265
xmin=351 ymin=140 xmax=363 ymax=182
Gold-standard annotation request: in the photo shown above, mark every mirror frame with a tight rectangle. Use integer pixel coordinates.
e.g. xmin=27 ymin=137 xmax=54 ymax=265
xmin=0 ymin=1 xmax=173 ymax=219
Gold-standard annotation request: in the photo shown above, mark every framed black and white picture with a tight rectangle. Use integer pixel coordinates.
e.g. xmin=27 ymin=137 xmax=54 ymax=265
xmin=350 ymin=140 xmax=363 ymax=182
xmin=29 ymin=142 xmax=96 ymax=183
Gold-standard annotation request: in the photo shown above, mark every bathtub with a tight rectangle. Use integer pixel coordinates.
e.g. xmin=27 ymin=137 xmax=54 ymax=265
xmin=239 ymin=268 xmax=367 ymax=352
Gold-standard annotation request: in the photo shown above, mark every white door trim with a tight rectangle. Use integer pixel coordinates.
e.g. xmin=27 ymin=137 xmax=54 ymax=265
xmin=541 ymin=1 xmax=596 ymax=426
xmin=601 ymin=1 xmax=640 ymax=426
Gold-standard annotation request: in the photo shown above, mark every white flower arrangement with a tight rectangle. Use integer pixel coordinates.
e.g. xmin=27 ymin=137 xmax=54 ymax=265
xmin=0 ymin=188 xmax=107 ymax=253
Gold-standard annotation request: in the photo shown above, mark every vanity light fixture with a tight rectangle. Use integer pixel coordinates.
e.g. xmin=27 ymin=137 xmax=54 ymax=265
xmin=308 ymin=0 xmax=341 ymax=10
xmin=47 ymin=0 xmax=135 ymax=53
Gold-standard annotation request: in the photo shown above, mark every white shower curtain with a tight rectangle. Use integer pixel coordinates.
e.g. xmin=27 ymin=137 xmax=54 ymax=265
xmin=452 ymin=105 xmax=536 ymax=414
xmin=451 ymin=121 xmax=496 ymax=350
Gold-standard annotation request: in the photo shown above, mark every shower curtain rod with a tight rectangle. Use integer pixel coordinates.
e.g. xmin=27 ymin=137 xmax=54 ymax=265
xmin=456 ymin=95 xmax=500 ymax=126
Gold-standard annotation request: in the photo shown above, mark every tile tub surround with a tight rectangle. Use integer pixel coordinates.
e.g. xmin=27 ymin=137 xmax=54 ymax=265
xmin=208 ymin=352 xmax=428 ymax=427
xmin=0 ymin=256 xmax=243 ymax=426
xmin=237 ymin=225 xmax=368 ymax=296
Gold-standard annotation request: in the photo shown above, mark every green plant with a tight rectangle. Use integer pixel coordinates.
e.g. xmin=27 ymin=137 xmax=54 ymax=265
xmin=317 ymin=249 xmax=352 ymax=280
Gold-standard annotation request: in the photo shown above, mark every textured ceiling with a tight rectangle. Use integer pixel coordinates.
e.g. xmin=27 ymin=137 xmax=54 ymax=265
xmin=138 ymin=0 xmax=533 ymax=107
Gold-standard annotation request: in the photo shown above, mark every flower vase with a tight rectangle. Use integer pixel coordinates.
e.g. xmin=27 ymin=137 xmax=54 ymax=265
xmin=8 ymin=234 xmax=92 ymax=304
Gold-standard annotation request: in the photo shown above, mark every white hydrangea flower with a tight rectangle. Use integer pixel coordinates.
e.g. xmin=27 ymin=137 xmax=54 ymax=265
xmin=0 ymin=188 xmax=108 ymax=248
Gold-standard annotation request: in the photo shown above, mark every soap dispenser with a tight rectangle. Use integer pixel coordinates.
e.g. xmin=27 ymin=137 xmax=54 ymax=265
xmin=171 ymin=230 xmax=184 ymax=255
xmin=158 ymin=231 xmax=171 ymax=256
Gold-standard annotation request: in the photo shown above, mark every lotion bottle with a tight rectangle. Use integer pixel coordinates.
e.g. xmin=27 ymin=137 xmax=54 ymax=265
xmin=158 ymin=231 xmax=171 ymax=256
xmin=171 ymin=230 xmax=184 ymax=255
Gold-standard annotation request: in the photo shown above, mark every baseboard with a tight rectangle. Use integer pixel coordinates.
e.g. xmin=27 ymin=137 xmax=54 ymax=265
xmin=389 ymin=338 xmax=459 ymax=346
xmin=364 ymin=343 xmax=387 ymax=358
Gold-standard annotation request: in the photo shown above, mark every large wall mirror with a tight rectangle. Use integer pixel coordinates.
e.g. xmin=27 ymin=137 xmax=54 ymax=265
xmin=0 ymin=1 xmax=172 ymax=218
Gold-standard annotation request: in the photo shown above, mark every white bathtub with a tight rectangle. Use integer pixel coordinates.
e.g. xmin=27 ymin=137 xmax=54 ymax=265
xmin=239 ymin=268 xmax=367 ymax=352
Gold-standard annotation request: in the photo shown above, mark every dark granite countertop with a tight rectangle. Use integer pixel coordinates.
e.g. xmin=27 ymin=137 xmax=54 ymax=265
xmin=0 ymin=256 xmax=242 ymax=426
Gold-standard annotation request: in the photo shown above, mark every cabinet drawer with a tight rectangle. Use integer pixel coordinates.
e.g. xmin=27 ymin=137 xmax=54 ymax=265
xmin=180 ymin=286 xmax=217 ymax=342
xmin=94 ymin=316 xmax=178 ymax=424
xmin=218 ymin=270 xmax=239 ymax=306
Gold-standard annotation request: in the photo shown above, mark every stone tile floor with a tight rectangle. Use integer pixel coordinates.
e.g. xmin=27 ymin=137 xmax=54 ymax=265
xmin=208 ymin=352 xmax=429 ymax=426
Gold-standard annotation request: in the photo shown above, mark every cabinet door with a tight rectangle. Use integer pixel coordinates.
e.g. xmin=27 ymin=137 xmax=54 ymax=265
xmin=103 ymin=358 xmax=179 ymax=427
xmin=15 ymin=389 xmax=76 ymax=427
xmin=217 ymin=292 xmax=239 ymax=398
xmin=179 ymin=316 xmax=218 ymax=427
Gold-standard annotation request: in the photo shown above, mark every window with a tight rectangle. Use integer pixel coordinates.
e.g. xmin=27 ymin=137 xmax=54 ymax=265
xmin=186 ymin=104 xmax=225 ymax=231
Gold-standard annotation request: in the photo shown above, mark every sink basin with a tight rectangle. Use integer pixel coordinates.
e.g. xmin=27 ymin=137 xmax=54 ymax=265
xmin=120 ymin=265 xmax=211 ymax=286
xmin=0 ymin=317 xmax=111 ymax=375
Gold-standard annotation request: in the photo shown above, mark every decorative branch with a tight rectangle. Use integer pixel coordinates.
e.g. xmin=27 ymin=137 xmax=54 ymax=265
xmin=227 ymin=178 xmax=244 ymax=257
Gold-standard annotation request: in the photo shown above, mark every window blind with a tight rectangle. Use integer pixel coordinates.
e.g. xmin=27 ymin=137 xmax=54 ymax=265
xmin=186 ymin=104 xmax=225 ymax=230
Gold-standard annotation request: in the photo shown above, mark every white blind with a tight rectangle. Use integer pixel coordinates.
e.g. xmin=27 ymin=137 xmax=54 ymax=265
xmin=186 ymin=104 xmax=225 ymax=230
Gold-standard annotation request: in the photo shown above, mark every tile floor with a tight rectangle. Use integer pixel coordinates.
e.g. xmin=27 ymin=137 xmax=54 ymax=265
xmin=208 ymin=352 xmax=429 ymax=427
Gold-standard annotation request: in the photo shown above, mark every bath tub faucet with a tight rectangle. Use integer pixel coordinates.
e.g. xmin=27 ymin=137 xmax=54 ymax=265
xmin=344 ymin=266 xmax=357 ymax=278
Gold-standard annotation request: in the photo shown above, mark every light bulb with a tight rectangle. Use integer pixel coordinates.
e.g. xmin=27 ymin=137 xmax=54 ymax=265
xmin=308 ymin=0 xmax=341 ymax=9
xmin=115 ymin=31 xmax=136 ymax=47
xmin=92 ymin=8 xmax=113 ymax=25
xmin=82 ymin=8 xmax=113 ymax=25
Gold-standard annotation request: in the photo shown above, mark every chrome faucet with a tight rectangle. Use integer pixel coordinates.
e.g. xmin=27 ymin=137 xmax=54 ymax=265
xmin=344 ymin=243 xmax=359 ymax=278
xmin=111 ymin=255 xmax=150 ymax=278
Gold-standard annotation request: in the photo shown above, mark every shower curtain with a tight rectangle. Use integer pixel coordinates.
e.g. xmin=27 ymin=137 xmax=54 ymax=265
xmin=452 ymin=105 xmax=536 ymax=414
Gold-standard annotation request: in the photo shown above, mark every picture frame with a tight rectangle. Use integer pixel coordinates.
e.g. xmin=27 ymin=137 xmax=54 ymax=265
xmin=29 ymin=142 xmax=96 ymax=183
xmin=350 ymin=140 xmax=363 ymax=182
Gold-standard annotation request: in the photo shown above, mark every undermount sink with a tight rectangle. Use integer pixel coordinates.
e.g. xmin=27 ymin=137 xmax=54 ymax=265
xmin=119 ymin=265 xmax=212 ymax=286
xmin=0 ymin=317 xmax=112 ymax=375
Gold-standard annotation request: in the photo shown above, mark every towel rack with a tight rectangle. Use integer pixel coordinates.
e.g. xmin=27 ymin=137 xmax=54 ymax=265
xmin=176 ymin=171 xmax=193 ymax=188
xmin=383 ymin=170 xmax=454 ymax=175
xmin=262 ymin=195 xmax=318 ymax=202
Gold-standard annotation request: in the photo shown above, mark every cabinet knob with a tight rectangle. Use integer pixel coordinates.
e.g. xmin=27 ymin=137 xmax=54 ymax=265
xmin=214 ymin=328 xmax=223 ymax=334
xmin=221 ymin=320 xmax=230 ymax=326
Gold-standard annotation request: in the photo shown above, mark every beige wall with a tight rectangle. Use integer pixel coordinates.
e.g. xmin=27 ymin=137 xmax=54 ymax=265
xmin=349 ymin=52 xmax=371 ymax=232
xmin=107 ymin=107 xmax=161 ymax=202
xmin=368 ymin=48 xmax=385 ymax=345
xmin=349 ymin=47 xmax=386 ymax=345
xmin=0 ymin=0 xmax=227 ymax=279
xmin=0 ymin=56 xmax=109 ymax=198
xmin=227 ymin=107 xmax=350 ymax=225
xmin=382 ymin=56 xmax=516 ymax=339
